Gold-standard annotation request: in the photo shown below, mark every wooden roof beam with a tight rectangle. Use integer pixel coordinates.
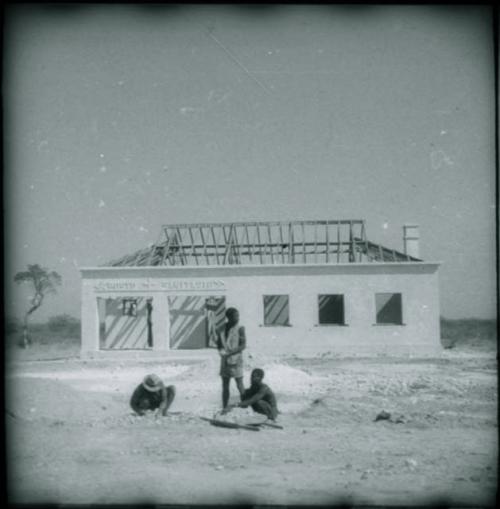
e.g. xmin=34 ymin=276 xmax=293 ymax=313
xmin=210 ymin=226 xmax=221 ymax=265
xmin=325 ymin=221 xmax=330 ymax=263
xmin=337 ymin=220 xmax=341 ymax=263
xmin=301 ymin=222 xmax=306 ymax=263
xmin=267 ymin=223 xmax=274 ymax=264
xmin=199 ymin=227 xmax=210 ymax=265
xmin=223 ymin=224 xmax=234 ymax=265
xmin=256 ymin=225 xmax=264 ymax=264
xmin=244 ymin=224 xmax=253 ymax=262
xmin=278 ymin=222 xmax=286 ymax=264
xmin=187 ymin=226 xmax=199 ymax=266
xmin=160 ymin=228 xmax=174 ymax=265
xmin=160 ymin=219 xmax=365 ymax=229
xmin=314 ymin=222 xmax=318 ymax=263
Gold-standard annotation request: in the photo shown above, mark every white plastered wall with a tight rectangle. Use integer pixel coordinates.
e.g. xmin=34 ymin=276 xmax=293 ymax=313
xmin=80 ymin=262 xmax=441 ymax=357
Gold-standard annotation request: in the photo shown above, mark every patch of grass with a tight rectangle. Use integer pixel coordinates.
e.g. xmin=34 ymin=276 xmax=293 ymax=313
xmin=440 ymin=317 xmax=497 ymax=350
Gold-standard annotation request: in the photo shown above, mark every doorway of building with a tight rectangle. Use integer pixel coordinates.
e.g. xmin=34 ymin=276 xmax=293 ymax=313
xmin=99 ymin=296 xmax=153 ymax=349
xmin=168 ymin=295 xmax=225 ymax=349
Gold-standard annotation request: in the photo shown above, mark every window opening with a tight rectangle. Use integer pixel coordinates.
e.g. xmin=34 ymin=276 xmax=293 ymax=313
xmin=263 ymin=295 xmax=290 ymax=326
xmin=122 ymin=298 xmax=138 ymax=317
xmin=318 ymin=294 xmax=345 ymax=325
xmin=375 ymin=293 xmax=403 ymax=324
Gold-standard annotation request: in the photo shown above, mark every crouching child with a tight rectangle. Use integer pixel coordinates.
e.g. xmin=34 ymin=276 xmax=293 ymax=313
xmin=238 ymin=368 xmax=278 ymax=421
xmin=130 ymin=373 xmax=176 ymax=417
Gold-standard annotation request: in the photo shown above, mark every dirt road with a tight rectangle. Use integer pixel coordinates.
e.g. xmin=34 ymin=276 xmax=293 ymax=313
xmin=5 ymin=350 xmax=497 ymax=505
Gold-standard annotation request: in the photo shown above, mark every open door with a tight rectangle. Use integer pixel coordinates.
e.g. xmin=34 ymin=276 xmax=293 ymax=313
xmin=169 ymin=296 xmax=207 ymax=349
xmin=168 ymin=295 xmax=226 ymax=349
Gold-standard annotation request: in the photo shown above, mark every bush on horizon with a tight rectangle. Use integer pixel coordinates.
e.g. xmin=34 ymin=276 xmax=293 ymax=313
xmin=440 ymin=317 xmax=497 ymax=349
xmin=5 ymin=314 xmax=81 ymax=347
xmin=48 ymin=314 xmax=80 ymax=335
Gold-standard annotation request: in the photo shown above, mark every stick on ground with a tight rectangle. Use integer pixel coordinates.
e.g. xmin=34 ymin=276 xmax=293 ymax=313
xmin=248 ymin=421 xmax=284 ymax=430
xmin=200 ymin=416 xmax=261 ymax=432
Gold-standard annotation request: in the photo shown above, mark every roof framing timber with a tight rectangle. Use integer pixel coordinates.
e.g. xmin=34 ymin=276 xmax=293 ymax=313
xmin=106 ymin=219 xmax=422 ymax=267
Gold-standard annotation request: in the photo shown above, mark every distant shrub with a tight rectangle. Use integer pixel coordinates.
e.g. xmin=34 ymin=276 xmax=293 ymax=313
xmin=47 ymin=314 xmax=80 ymax=336
xmin=440 ymin=317 xmax=497 ymax=349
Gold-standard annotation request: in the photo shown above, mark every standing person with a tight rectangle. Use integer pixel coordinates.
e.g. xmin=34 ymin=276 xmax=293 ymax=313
xmin=238 ymin=368 xmax=279 ymax=421
xmin=217 ymin=307 xmax=246 ymax=410
xmin=130 ymin=374 xmax=176 ymax=416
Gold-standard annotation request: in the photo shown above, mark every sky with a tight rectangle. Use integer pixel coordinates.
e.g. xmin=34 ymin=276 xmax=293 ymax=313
xmin=3 ymin=4 xmax=496 ymax=322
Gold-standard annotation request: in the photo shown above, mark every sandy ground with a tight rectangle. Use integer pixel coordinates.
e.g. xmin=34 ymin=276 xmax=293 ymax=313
xmin=5 ymin=348 xmax=498 ymax=506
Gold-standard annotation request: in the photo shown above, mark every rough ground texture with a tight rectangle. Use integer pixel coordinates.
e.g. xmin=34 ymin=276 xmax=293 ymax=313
xmin=5 ymin=347 xmax=498 ymax=506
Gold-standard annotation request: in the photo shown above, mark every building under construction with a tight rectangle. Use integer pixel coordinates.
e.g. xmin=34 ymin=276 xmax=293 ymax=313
xmin=80 ymin=220 xmax=441 ymax=356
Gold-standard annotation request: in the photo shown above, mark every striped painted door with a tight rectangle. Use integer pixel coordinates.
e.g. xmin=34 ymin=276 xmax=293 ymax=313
xmin=103 ymin=297 xmax=149 ymax=349
xmin=169 ymin=296 xmax=208 ymax=349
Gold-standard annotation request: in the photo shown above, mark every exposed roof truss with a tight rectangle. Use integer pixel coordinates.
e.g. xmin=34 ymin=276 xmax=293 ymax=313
xmin=106 ymin=220 xmax=421 ymax=267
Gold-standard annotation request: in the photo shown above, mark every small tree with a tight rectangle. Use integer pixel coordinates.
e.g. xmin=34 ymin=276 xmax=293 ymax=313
xmin=14 ymin=264 xmax=62 ymax=348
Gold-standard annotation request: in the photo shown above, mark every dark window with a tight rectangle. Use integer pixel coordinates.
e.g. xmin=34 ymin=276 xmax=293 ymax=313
xmin=375 ymin=293 xmax=403 ymax=324
xmin=122 ymin=299 xmax=138 ymax=317
xmin=318 ymin=294 xmax=345 ymax=325
xmin=263 ymin=295 xmax=290 ymax=326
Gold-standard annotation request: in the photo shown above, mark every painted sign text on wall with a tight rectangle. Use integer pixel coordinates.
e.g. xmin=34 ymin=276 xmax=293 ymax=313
xmin=93 ymin=279 xmax=226 ymax=293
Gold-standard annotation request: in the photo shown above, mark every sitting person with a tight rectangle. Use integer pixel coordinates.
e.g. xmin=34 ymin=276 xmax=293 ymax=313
xmin=130 ymin=373 xmax=176 ymax=416
xmin=237 ymin=368 xmax=278 ymax=421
